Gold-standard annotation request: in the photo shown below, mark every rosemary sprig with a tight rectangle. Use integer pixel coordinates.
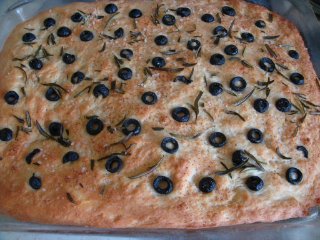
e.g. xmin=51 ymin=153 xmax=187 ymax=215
xmin=219 ymin=162 xmax=232 ymax=179
xmin=128 ymin=156 xmax=165 ymax=179
xmin=150 ymin=4 xmax=164 ymax=25
xmin=243 ymin=150 xmax=266 ymax=171
xmin=215 ymin=159 xmax=249 ymax=176
xmin=36 ymin=121 xmax=71 ymax=147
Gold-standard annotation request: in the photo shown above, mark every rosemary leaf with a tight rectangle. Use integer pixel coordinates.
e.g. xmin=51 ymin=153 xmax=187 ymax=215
xmin=268 ymin=13 xmax=273 ymax=22
xmin=97 ymin=151 xmax=130 ymax=162
xmin=14 ymin=66 xmax=27 ymax=82
xmin=224 ymin=110 xmax=245 ymax=121
xmin=203 ymin=109 xmax=214 ymax=121
xmin=99 ymin=42 xmax=106 ymax=53
xmin=234 ymin=88 xmax=256 ymax=106
xmin=160 ymin=49 xmax=181 ymax=56
xmin=128 ymin=156 xmax=165 ymax=179
xmin=152 ymin=127 xmax=164 ymax=131
xmin=13 ymin=115 xmax=25 ymax=124
xmin=276 ymin=68 xmax=289 ymax=80
xmin=90 ymin=160 xmax=95 ymax=171
xmin=47 ymin=33 xmax=56 ymax=45
xmin=228 ymin=19 xmax=235 ymax=38
xmin=26 ymin=111 xmax=31 ymax=128
xmin=104 ymin=12 xmax=119 ymax=29
xmin=276 ymin=147 xmax=292 ymax=160
xmin=241 ymin=60 xmax=254 ymax=68
xmin=242 ymin=46 xmax=246 ymax=57
xmin=244 ymin=150 xmax=266 ymax=171
xmin=42 ymin=83 xmax=68 ymax=93
xmin=276 ymin=62 xmax=289 ymax=70
xmin=216 ymin=13 xmax=221 ymax=23
xmin=263 ymin=35 xmax=280 ymax=40
xmin=149 ymin=67 xmax=184 ymax=73
xmin=265 ymin=44 xmax=277 ymax=58
xmin=66 ymin=192 xmax=76 ymax=204
xmin=114 ymin=55 xmax=124 ymax=68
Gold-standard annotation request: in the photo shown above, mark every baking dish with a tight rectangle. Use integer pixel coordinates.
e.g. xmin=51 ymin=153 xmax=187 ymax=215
xmin=0 ymin=0 xmax=320 ymax=239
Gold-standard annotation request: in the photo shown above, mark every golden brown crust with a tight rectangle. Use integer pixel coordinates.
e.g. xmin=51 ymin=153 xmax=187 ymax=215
xmin=0 ymin=0 xmax=319 ymax=229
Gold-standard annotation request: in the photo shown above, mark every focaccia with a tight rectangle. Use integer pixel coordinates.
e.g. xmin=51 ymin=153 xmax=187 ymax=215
xmin=0 ymin=0 xmax=319 ymax=228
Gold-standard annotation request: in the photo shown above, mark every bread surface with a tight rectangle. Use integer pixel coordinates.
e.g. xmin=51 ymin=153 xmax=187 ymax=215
xmin=0 ymin=0 xmax=319 ymax=228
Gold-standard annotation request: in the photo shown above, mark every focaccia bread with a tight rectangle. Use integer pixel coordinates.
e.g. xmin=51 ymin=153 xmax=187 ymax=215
xmin=0 ymin=0 xmax=319 ymax=229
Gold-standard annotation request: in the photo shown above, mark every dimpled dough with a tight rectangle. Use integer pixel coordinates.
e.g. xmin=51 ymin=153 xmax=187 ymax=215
xmin=0 ymin=0 xmax=319 ymax=228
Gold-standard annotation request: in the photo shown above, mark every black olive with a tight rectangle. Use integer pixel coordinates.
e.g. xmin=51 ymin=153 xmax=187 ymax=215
xmin=49 ymin=122 xmax=63 ymax=136
xmin=199 ymin=177 xmax=216 ymax=193
xmin=86 ymin=118 xmax=104 ymax=136
xmin=105 ymin=3 xmax=118 ymax=14
xmin=162 ymin=14 xmax=176 ymax=26
xmin=176 ymin=7 xmax=191 ymax=17
xmin=275 ymin=98 xmax=291 ymax=112
xmin=105 ymin=156 xmax=123 ymax=173
xmin=201 ymin=13 xmax=214 ymax=23
xmin=93 ymin=84 xmax=109 ymax=98
xmin=210 ymin=53 xmax=225 ymax=66
xmin=122 ymin=118 xmax=141 ymax=136
xmin=4 ymin=91 xmax=19 ymax=105
xmin=71 ymin=12 xmax=83 ymax=22
xmin=174 ymin=76 xmax=192 ymax=85
xmin=296 ymin=145 xmax=308 ymax=158
xmin=247 ymin=128 xmax=263 ymax=144
xmin=171 ymin=107 xmax=190 ymax=122
xmin=62 ymin=53 xmax=76 ymax=64
xmin=25 ymin=149 xmax=41 ymax=164
xmin=290 ymin=73 xmax=304 ymax=85
xmin=224 ymin=44 xmax=238 ymax=56
xmin=151 ymin=57 xmax=166 ymax=68
xmin=29 ymin=174 xmax=42 ymax=190
xmin=288 ymin=50 xmax=299 ymax=59
xmin=232 ymin=150 xmax=248 ymax=166
xmin=129 ymin=9 xmax=143 ymax=18
xmin=22 ymin=32 xmax=36 ymax=43
xmin=259 ymin=57 xmax=275 ymax=73
xmin=154 ymin=35 xmax=168 ymax=46
xmin=255 ymin=20 xmax=266 ymax=28
xmin=241 ymin=32 xmax=255 ymax=43
xmin=80 ymin=30 xmax=94 ymax=42
xmin=114 ymin=28 xmax=124 ymax=39
xmin=161 ymin=137 xmax=179 ymax=154
xmin=187 ymin=39 xmax=201 ymax=51
xmin=213 ymin=26 xmax=228 ymax=38
xmin=43 ymin=17 xmax=56 ymax=29
xmin=62 ymin=151 xmax=79 ymax=164
xmin=286 ymin=167 xmax=303 ymax=185
xmin=246 ymin=176 xmax=264 ymax=191
xmin=153 ymin=176 xmax=173 ymax=194
xmin=45 ymin=87 xmax=60 ymax=102
xmin=141 ymin=91 xmax=158 ymax=105
xmin=57 ymin=26 xmax=72 ymax=37
xmin=222 ymin=6 xmax=236 ymax=16
xmin=118 ymin=68 xmax=133 ymax=80
xmin=230 ymin=77 xmax=247 ymax=92
xmin=71 ymin=71 xmax=85 ymax=84
xmin=29 ymin=58 xmax=43 ymax=70
xmin=120 ymin=49 xmax=133 ymax=60
xmin=209 ymin=82 xmax=224 ymax=96
xmin=253 ymin=98 xmax=269 ymax=113
xmin=0 ymin=128 xmax=13 ymax=142
xmin=209 ymin=132 xmax=227 ymax=148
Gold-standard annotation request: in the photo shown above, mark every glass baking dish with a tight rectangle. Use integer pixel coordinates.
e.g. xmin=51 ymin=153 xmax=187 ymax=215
xmin=0 ymin=0 xmax=320 ymax=239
